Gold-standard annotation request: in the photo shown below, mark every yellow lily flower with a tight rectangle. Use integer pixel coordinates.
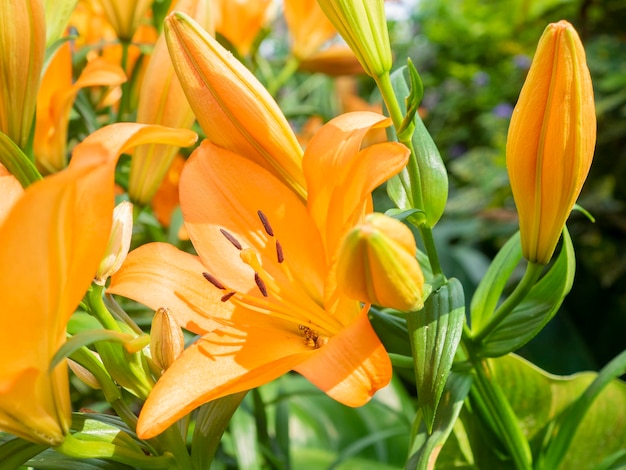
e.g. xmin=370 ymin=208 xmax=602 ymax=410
xmin=283 ymin=0 xmax=337 ymax=60
xmin=94 ymin=0 xmax=153 ymax=41
xmin=109 ymin=112 xmax=409 ymax=439
xmin=35 ymin=43 xmax=127 ymax=173
xmin=0 ymin=0 xmax=46 ymax=150
xmin=507 ymin=20 xmax=596 ymax=264
xmin=130 ymin=0 xmax=211 ymax=205
xmin=212 ymin=0 xmax=272 ymax=56
xmin=164 ymin=12 xmax=307 ymax=199
xmin=0 ymin=123 xmax=196 ymax=446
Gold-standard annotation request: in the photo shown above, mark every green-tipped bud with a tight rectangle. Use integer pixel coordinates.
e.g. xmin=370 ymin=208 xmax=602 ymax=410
xmin=150 ymin=308 xmax=185 ymax=371
xmin=95 ymin=201 xmax=133 ymax=286
xmin=317 ymin=0 xmax=392 ymax=77
xmin=337 ymin=213 xmax=424 ymax=312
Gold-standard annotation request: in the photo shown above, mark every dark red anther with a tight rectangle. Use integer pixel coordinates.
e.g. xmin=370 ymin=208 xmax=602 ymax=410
xmin=220 ymin=228 xmax=242 ymax=250
xmin=203 ymin=272 xmax=226 ymax=290
xmin=276 ymin=240 xmax=284 ymax=263
xmin=254 ymin=272 xmax=268 ymax=297
xmin=221 ymin=291 xmax=236 ymax=302
xmin=257 ymin=210 xmax=274 ymax=237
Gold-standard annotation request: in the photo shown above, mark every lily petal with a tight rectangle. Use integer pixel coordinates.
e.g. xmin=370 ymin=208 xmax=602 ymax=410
xmin=0 ymin=163 xmax=23 ymax=224
xmin=304 ymin=112 xmax=409 ymax=257
xmin=180 ymin=140 xmax=326 ymax=302
xmin=109 ymin=242 xmax=232 ymax=335
xmin=0 ymin=161 xmax=113 ymax=444
xmin=70 ymin=122 xmax=198 ymax=170
xmin=136 ymin=326 xmax=312 ymax=439
xmin=294 ymin=305 xmax=391 ymax=407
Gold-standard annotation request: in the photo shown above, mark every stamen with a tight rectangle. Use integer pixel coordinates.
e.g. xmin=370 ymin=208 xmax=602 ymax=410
xmin=298 ymin=324 xmax=327 ymax=349
xmin=254 ymin=272 xmax=268 ymax=297
xmin=220 ymin=228 xmax=242 ymax=250
xmin=257 ymin=210 xmax=274 ymax=236
xmin=221 ymin=291 xmax=236 ymax=302
xmin=203 ymin=272 xmax=226 ymax=290
xmin=276 ymin=240 xmax=284 ymax=263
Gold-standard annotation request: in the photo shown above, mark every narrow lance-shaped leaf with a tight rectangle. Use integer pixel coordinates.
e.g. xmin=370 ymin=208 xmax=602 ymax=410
xmin=407 ymin=277 xmax=466 ymax=432
xmin=387 ymin=66 xmax=448 ymax=228
xmin=477 ymin=229 xmax=575 ymax=358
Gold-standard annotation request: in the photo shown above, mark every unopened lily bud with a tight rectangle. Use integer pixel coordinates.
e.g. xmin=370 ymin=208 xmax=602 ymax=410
xmin=0 ymin=0 xmax=46 ymax=150
xmin=95 ymin=201 xmax=133 ymax=286
xmin=317 ymin=0 xmax=392 ymax=77
xmin=68 ymin=359 xmax=101 ymax=390
xmin=337 ymin=213 xmax=424 ymax=312
xmin=507 ymin=20 xmax=596 ymax=264
xmin=150 ymin=308 xmax=185 ymax=371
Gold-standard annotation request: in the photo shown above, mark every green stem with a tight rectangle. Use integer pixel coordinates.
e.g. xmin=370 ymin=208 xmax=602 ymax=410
xmin=471 ymin=262 xmax=544 ymax=344
xmin=468 ymin=352 xmax=533 ymax=470
xmin=374 ymin=71 xmax=445 ymax=276
xmin=267 ymin=55 xmax=301 ymax=96
xmin=87 ymin=284 xmax=123 ymax=332
xmin=419 ymin=225 xmax=443 ymax=277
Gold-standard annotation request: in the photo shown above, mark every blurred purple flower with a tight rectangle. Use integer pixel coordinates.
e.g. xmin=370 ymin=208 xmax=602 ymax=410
xmin=493 ymin=102 xmax=514 ymax=118
xmin=513 ymin=54 xmax=531 ymax=69
xmin=473 ymin=71 xmax=490 ymax=87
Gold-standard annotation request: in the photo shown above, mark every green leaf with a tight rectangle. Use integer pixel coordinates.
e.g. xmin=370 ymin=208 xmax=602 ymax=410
xmin=479 ymin=230 xmax=575 ymax=357
xmin=227 ymin=395 xmax=263 ymax=470
xmin=406 ymin=370 xmax=473 ymax=470
xmin=469 ymin=231 xmax=523 ymax=333
xmin=192 ymin=392 xmax=247 ymax=469
xmin=387 ymin=66 xmax=448 ymax=228
xmin=0 ymin=436 xmax=47 ymax=469
xmin=261 ymin=374 xmax=413 ymax=468
xmin=50 ymin=329 xmax=138 ymax=370
xmin=397 ymin=59 xmax=424 ymax=141
xmin=538 ymin=349 xmax=626 ymax=469
xmin=407 ymin=278 xmax=466 ymax=432
xmin=439 ymin=354 xmax=626 ymax=469
xmin=0 ymin=130 xmax=42 ymax=188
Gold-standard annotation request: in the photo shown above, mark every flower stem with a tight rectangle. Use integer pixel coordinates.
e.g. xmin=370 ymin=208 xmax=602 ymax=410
xmin=471 ymin=262 xmax=544 ymax=344
xmin=87 ymin=284 xmax=123 ymax=332
xmin=374 ymin=71 xmax=444 ymax=276
xmin=267 ymin=55 xmax=301 ymax=96
xmin=467 ymin=351 xmax=533 ymax=470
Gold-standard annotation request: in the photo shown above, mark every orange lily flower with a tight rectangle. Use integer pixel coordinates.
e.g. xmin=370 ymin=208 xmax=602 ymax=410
xmin=0 ymin=0 xmax=45 ymax=150
xmin=164 ymin=12 xmax=307 ymax=199
xmin=35 ymin=42 xmax=127 ymax=173
xmin=212 ymin=0 xmax=272 ymax=56
xmin=283 ymin=0 xmax=337 ymax=60
xmin=0 ymin=123 xmax=196 ymax=445
xmin=507 ymin=20 xmax=596 ymax=264
xmin=298 ymin=45 xmax=363 ymax=76
xmin=130 ymin=0 xmax=211 ymax=205
xmin=109 ymin=112 xmax=409 ymax=439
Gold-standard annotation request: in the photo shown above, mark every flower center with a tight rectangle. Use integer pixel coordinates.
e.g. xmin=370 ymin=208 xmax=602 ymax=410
xmin=202 ymin=209 xmax=340 ymax=348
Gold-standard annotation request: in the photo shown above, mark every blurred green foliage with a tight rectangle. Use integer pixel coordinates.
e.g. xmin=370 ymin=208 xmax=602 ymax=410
xmin=385 ymin=0 xmax=626 ymax=375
